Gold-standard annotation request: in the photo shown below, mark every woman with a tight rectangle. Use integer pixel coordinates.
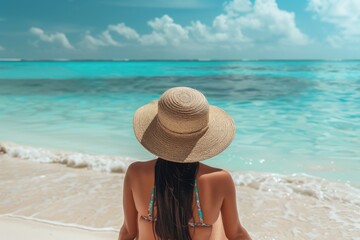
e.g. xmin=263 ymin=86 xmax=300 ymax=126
xmin=119 ymin=87 xmax=251 ymax=240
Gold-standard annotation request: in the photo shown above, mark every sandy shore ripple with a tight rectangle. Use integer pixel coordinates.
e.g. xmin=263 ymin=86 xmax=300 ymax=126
xmin=0 ymin=216 xmax=117 ymax=240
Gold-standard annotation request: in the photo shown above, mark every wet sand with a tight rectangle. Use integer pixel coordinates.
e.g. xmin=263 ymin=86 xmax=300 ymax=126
xmin=0 ymin=154 xmax=359 ymax=239
xmin=0 ymin=216 xmax=117 ymax=240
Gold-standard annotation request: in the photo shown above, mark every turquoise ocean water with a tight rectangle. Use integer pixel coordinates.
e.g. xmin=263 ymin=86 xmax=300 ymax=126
xmin=0 ymin=60 xmax=359 ymax=183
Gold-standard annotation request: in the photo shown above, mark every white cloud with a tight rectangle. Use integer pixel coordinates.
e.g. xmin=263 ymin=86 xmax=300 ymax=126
xmin=307 ymin=0 xmax=360 ymax=47
xmin=140 ymin=32 xmax=167 ymax=46
xmin=81 ymin=32 xmax=108 ymax=49
xmin=102 ymin=0 xmax=210 ymax=9
xmin=185 ymin=0 xmax=309 ymax=48
xmin=224 ymin=0 xmax=252 ymax=15
xmin=30 ymin=27 xmax=74 ymax=49
xmin=136 ymin=0 xmax=309 ymax=48
xmin=102 ymin=30 xmax=120 ymax=46
xmin=187 ymin=20 xmax=233 ymax=44
xmin=108 ymin=23 xmax=140 ymax=40
xmin=81 ymin=30 xmax=121 ymax=49
xmin=79 ymin=0 xmax=307 ymax=50
xmin=81 ymin=15 xmax=189 ymax=48
xmin=140 ymin=15 xmax=189 ymax=46
xmin=80 ymin=24 xmax=140 ymax=49
xmin=211 ymin=0 xmax=308 ymax=45
xmin=187 ymin=21 xmax=213 ymax=42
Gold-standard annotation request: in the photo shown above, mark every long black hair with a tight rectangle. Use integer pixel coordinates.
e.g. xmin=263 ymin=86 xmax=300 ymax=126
xmin=153 ymin=158 xmax=199 ymax=240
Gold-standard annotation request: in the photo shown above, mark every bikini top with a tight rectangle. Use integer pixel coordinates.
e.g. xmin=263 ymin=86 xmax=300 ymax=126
xmin=140 ymin=180 xmax=211 ymax=228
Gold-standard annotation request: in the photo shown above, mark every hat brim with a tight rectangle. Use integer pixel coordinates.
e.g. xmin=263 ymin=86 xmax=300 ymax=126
xmin=133 ymin=100 xmax=235 ymax=163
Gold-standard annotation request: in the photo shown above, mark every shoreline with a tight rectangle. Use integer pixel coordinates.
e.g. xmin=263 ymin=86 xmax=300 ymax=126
xmin=1 ymin=145 xmax=359 ymax=239
xmin=1 ymin=141 xmax=359 ymax=187
xmin=0 ymin=154 xmax=125 ymax=230
xmin=0 ymin=216 xmax=117 ymax=240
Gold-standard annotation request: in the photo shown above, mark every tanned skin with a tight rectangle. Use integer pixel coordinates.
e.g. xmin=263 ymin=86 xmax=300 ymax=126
xmin=119 ymin=160 xmax=252 ymax=240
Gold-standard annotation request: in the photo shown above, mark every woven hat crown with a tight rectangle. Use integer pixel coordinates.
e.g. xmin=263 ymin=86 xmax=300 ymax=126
xmin=133 ymin=86 xmax=235 ymax=162
xmin=158 ymin=87 xmax=209 ymax=135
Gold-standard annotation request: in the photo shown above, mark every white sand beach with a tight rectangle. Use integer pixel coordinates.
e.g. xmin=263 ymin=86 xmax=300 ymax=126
xmin=0 ymin=144 xmax=359 ymax=239
xmin=0 ymin=216 xmax=117 ymax=240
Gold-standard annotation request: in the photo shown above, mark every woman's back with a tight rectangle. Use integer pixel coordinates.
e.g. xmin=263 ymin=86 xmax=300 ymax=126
xmin=119 ymin=87 xmax=251 ymax=240
xmin=121 ymin=159 xmax=247 ymax=240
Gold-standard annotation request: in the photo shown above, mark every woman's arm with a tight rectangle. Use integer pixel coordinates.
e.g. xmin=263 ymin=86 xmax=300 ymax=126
xmin=118 ymin=163 xmax=138 ymax=240
xmin=220 ymin=171 xmax=252 ymax=240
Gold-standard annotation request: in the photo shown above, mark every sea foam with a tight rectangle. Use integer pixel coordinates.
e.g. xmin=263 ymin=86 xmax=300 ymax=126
xmin=0 ymin=141 xmax=133 ymax=173
xmin=1 ymin=141 xmax=359 ymax=205
xmin=1 ymin=142 xmax=359 ymax=239
xmin=231 ymin=171 xmax=360 ymax=206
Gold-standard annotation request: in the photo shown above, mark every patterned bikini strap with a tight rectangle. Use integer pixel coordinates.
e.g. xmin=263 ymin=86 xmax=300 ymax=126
xmin=194 ymin=180 xmax=205 ymax=224
xmin=147 ymin=180 xmax=205 ymax=224
xmin=147 ymin=187 xmax=155 ymax=218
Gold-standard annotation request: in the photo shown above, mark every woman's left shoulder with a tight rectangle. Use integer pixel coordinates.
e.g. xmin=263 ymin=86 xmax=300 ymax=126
xmin=125 ymin=159 xmax=156 ymax=178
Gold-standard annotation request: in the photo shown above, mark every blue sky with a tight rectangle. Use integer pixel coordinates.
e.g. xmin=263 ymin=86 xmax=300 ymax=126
xmin=0 ymin=0 xmax=359 ymax=59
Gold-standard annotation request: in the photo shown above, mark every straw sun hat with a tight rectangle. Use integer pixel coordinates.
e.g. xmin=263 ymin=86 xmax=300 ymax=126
xmin=133 ymin=87 xmax=235 ymax=163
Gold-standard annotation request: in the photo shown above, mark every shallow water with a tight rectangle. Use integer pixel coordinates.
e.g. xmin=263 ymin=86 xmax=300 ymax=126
xmin=1 ymin=60 xmax=359 ymax=183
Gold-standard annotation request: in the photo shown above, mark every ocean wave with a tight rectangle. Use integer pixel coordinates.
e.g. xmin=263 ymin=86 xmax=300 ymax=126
xmin=1 ymin=141 xmax=359 ymax=239
xmin=1 ymin=141 xmax=360 ymax=205
xmin=0 ymin=142 xmax=134 ymax=173
xmin=231 ymin=171 xmax=360 ymax=206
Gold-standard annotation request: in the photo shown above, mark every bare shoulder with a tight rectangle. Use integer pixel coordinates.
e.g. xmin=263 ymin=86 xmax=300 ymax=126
xmin=198 ymin=163 xmax=234 ymax=186
xmin=126 ymin=159 xmax=156 ymax=171
xmin=125 ymin=159 xmax=156 ymax=179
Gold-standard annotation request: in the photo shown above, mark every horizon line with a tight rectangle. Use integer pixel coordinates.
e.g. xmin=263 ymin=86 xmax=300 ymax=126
xmin=0 ymin=58 xmax=360 ymax=62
